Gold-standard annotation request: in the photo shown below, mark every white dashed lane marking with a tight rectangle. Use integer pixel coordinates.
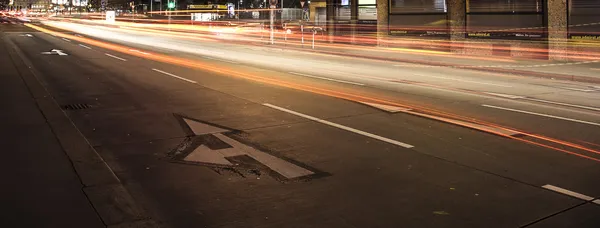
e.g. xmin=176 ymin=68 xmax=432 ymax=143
xmin=151 ymin=68 xmax=197 ymax=84
xmin=105 ymin=53 xmax=127 ymax=61
xmin=263 ymin=103 xmax=414 ymax=148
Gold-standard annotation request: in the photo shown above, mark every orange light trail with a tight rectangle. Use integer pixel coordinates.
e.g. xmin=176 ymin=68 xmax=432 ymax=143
xmin=55 ymin=17 xmax=600 ymax=62
xmin=26 ymin=23 xmax=600 ymax=163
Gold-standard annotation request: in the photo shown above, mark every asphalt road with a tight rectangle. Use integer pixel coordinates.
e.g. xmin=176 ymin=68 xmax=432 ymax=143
xmin=3 ymin=20 xmax=600 ymax=227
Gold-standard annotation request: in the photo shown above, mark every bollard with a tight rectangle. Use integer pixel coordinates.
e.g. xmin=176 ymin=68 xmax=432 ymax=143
xmin=301 ymin=24 xmax=304 ymax=47
xmin=312 ymin=30 xmax=316 ymax=49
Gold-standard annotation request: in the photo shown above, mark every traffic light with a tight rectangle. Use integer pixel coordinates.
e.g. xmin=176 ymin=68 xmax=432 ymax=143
xmin=167 ymin=1 xmax=175 ymax=9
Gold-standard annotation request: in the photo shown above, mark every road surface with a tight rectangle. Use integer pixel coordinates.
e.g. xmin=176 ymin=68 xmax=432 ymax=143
xmin=2 ymin=19 xmax=600 ymax=227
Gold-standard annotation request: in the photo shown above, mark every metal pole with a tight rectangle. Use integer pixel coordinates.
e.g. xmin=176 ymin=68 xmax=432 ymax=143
xmin=270 ymin=6 xmax=274 ymax=44
xmin=301 ymin=23 xmax=304 ymax=47
xmin=312 ymin=30 xmax=315 ymax=49
xmin=150 ymin=0 xmax=152 ymax=17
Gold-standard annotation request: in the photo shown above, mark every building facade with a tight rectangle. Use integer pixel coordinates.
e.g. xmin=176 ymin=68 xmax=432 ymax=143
xmin=320 ymin=0 xmax=600 ymax=60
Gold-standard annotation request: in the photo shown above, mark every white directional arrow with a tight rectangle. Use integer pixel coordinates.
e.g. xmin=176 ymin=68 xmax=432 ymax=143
xmin=178 ymin=116 xmax=315 ymax=179
xmin=20 ymin=34 xmax=33 ymax=37
xmin=51 ymin=49 xmax=68 ymax=56
xmin=41 ymin=49 xmax=68 ymax=56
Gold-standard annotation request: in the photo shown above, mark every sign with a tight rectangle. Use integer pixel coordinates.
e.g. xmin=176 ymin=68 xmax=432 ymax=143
xmin=300 ymin=1 xmax=305 ymax=8
xmin=466 ymin=31 xmax=544 ymax=40
xmin=269 ymin=0 xmax=277 ymax=7
xmin=171 ymin=115 xmax=315 ymax=180
xmin=101 ymin=0 xmax=106 ymax=10
xmin=72 ymin=0 xmax=88 ymax=6
xmin=191 ymin=13 xmax=215 ymax=22
xmin=105 ymin=11 xmax=116 ymax=23
xmin=188 ymin=4 xmax=227 ymax=9
xmin=52 ymin=0 xmax=69 ymax=4
xmin=41 ymin=49 xmax=68 ymax=56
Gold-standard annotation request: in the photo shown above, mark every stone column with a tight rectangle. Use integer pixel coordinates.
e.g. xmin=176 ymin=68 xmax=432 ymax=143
xmin=376 ymin=0 xmax=388 ymax=47
xmin=447 ymin=0 xmax=466 ymax=53
xmin=351 ymin=0 xmax=358 ymax=44
xmin=547 ymin=0 xmax=568 ymax=61
xmin=327 ymin=0 xmax=336 ymax=42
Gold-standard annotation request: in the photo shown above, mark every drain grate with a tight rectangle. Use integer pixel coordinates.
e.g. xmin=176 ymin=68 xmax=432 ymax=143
xmin=61 ymin=104 xmax=92 ymax=110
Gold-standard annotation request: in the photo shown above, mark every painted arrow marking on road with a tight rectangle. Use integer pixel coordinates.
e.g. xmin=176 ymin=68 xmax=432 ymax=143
xmin=173 ymin=115 xmax=315 ymax=180
xmin=41 ymin=49 xmax=68 ymax=56
xmin=19 ymin=34 xmax=33 ymax=37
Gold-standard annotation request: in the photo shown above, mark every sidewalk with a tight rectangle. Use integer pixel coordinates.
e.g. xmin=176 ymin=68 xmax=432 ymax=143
xmin=0 ymin=35 xmax=104 ymax=227
xmin=273 ymin=38 xmax=600 ymax=83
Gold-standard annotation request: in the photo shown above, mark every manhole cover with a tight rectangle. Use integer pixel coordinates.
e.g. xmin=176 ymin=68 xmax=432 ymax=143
xmin=61 ymin=104 xmax=92 ymax=110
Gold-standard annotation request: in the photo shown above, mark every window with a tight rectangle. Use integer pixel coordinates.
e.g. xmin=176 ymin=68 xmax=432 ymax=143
xmin=466 ymin=0 xmax=545 ymax=39
xmin=391 ymin=0 xmax=447 ymax=13
xmin=467 ymin=0 xmax=542 ymax=13
xmin=569 ymin=0 xmax=600 ymax=39
xmin=336 ymin=6 xmax=351 ymax=20
xmin=358 ymin=6 xmax=377 ymax=20
xmin=389 ymin=0 xmax=449 ymax=37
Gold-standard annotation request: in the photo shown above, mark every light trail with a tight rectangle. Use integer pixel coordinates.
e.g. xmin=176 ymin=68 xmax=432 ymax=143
xmin=25 ymin=23 xmax=600 ymax=163
xmin=54 ymin=17 xmax=600 ymax=62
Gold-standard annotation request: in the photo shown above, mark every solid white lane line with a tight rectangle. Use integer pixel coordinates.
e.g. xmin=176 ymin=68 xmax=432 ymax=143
xmin=523 ymin=98 xmax=600 ymax=112
xmin=62 ymin=38 xmax=71 ymax=42
xmin=418 ymin=74 xmax=513 ymax=88
xmin=593 ymin=199 xmax=600 ymax=205
xmin=542 ymin=185 xmax=597 ymax=203
xmin=483 ymin=92 xmax=600 ymax=112
xmin=557 ymin=87 xmax=599 ymax=92
xmin=203 ymin=56 xmax=238 ymax=64
xmin=105 ymin=53 xmax=127 ymax=61
xmin=151 ymin=69 xmax=197 ymax=84
xmin=288 ymin=72 xmax=365 ymax=86
xmin=483 ymin=104 xmax=600 ymax=127
xmin=263 ymin=103 xmax=414 ymax=148
xmin=79 ymin=44 xmax=92 ymax=49
xmin=483 ymin=92 xmax=525 ymax=99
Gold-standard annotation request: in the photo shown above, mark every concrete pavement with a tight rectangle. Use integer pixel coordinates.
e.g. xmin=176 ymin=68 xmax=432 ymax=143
xmin=1 ymin=24 xmax=157 ymax=228
xmin=0 ymin=28 xmax=104 ymax=228
xmin=5 ymin=21 xmax=600 ymax=227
